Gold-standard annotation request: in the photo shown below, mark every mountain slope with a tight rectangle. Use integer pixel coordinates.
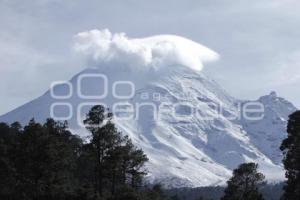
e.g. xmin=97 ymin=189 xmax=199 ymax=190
xmin=0 ymin=65 xmax=296 ymax=187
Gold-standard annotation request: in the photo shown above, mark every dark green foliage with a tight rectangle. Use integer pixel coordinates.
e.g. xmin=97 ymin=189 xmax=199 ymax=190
xmin=170 ymin=194 xmax=180 ymax=200
xmin=166 ymin=184 xmax=285 ymax=200
xmin=108 ymin=186 xmax=139 ymax=200
xmin=280 ymin=111 xmax=300 ymax=200
xmin=167 ymin=186 xmax=224 ymax=200
xmin=166 ymin=183 xmax=283 ymax=200
xmin=143 ymin=184 xmax=168 ymax=200
xmin=0 ymin=105 xmax=153 ymax=200
xmin=221 ymin=163 xmax=265 ymax=200
xmin=0 ymin=122 xmax=19 ymax=199
xmin=107 ymin=184 xmax=174 ymax=200
xmin=82 ymin=105 xmax=148 ymax=198
xmin=0 ymin=119 xmax=82 ymax=200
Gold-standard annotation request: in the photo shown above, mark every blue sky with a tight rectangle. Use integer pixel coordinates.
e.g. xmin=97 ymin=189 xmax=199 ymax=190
xmin=1 ymin=0 xmax=300 ymax=115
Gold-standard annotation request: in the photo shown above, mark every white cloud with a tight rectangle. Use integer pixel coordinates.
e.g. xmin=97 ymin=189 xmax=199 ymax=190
xmin=73 ymin=29 xmax=219 ymax=72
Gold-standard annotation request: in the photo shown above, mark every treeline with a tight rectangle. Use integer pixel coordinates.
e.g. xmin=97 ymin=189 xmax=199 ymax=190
xmin=0 ymin=105 xmax=300 ymax=200
xmin=167 ymin=183 xmax=284 ymax=200
xmin=0 ymin=105 xmax=172 ymax=200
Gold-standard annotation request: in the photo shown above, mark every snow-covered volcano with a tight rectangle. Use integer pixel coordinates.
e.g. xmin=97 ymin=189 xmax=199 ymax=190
xmin=0 ymin=30 xmax=296 ymax=187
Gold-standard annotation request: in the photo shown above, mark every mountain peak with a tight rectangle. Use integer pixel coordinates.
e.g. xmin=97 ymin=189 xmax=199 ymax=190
xmin=258 ymin=91 xmax=296 ymax=113
xmin=269 ymin=91 xmax=277 ymax=97
xmin=0 ymin=67 xmax=297 ymax=188
xmin=259 ymin=91 xmax=278 ymax=101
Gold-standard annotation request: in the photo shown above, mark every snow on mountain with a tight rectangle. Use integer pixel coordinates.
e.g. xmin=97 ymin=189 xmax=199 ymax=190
xmin=0 ymin=30 xmax=297 ymax=187
xmin=240 ymin=91 xmax=297 ymax=165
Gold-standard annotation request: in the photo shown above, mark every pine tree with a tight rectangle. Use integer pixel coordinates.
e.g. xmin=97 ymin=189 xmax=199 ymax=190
xmin=127 ymin=144 xmax=148 ymax=189
xmin=0 ymin=105 xmax=150 ymax=199
xmin=14 ymin=118 xmax=82 ymax=200
xmin=42 ymin=118 xmax=82 ymax=199
xmin=280 ymin=111 xmax=300 ymax=199
xmin=15 ymin=119 xmax=48 ymax=199
xmin=0 ymin=122 xmax=19 ymax=199
xmin=83 ymin=105 xmax=122 ymax=198
xmin=143 ymin=184 xmax=168 ymax=200
xmin=221 ymin=163 xmax=265 ymax=200
xmin=83 ymin=105 xmax=148 ymax=198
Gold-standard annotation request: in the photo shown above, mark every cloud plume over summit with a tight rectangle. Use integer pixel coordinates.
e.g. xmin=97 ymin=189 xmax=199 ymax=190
xmin=73 ymin=29 xmax=219 ymax=71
